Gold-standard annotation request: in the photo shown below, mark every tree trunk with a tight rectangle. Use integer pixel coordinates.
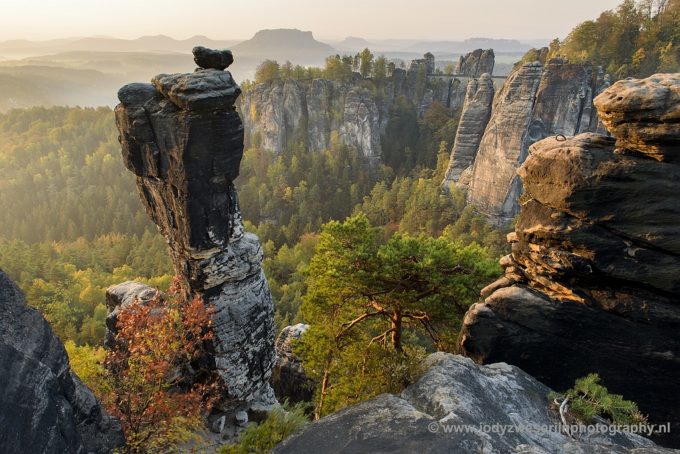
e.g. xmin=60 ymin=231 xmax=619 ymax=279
xmin=391 ymin=312 xmax=403 ymax=352
xmin=315 ymin=355 xmax=332 ymax=420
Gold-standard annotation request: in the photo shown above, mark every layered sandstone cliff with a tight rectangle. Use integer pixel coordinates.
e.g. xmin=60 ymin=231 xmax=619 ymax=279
xmin=114 ymin=49 xmax=277 ymax=413
xmin=241 ymin=78 xmax=382 ymax=157
xmin=239 ymin=51 xmax=488 ymax=157
xmin=459 ymin=73 xmax=680 ymax=446
xmin=270 ymin=323 xmax=314 ymax=404
xmin=442 ymin=73 xmax=495 ymax=189
xmin=454 ymin=48 xmax=495 ymax=77
xmin=458 ymin=59 xmax=610 ymax=224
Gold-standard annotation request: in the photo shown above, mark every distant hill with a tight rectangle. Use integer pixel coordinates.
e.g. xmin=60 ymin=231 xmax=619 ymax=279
xmin=0 ymin=31 xmax=541 ymax=110
xmin=232 ymin=29 xmax=335 ymax=64
xmin=0 ymin=65 xmax=121 ymax=111
xmin=0 ymin=73 xmax=53 ymax=111
xmin=13 ymin=51 xmax=195 ymax=77
xmin=0 ymin=35 xmax=239 ymax=58
xmin=332 ymin=36 xmax=375 ymax=52
xmin=405 ymin=38 xmax=533 ymax=54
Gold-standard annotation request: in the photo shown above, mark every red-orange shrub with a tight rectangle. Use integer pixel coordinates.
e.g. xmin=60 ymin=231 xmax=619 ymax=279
xmin=104 ymin=277 xmax=221 ymax=452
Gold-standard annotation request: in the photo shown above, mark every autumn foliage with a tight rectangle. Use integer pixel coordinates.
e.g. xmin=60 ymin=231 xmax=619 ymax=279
xmin=103 ymin=277 xmax=221 ymax=453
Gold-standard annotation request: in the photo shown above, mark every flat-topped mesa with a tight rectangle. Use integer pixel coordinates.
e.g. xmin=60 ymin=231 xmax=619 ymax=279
xmin=459 ymin=73 xmax=680 ymax=447
xmin=114 ymin=48 xmax=277 ymax=412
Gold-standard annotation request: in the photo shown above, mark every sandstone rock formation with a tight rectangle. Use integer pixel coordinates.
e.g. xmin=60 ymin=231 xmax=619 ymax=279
xmin=114 ymin=49 xmax=277 ymax=413
xmin=442 ymin=73 xmax=495 ymax=189
xmin=193 ymin=46 xmax=234 ymax=71
xmin=240 ymin=78 xmax=383 ymax=158
xmin=0 ymin=270 xmax=125 ymax=453
xmin=275 ymin=353 xmax=670 ymax=453
xmin=270 ymin=323 xmax=314 ymax=404
xmin=104 ymin=281 xmax=159 ymax=349
xmin=459 ymin=74 xmax=680 ymax=447
xmin=239 ymin=52 xmax=478 ymax=157
xmin=454 ymin=48 xmax=495 ymax=77
xmin=466 ymin=59 xmax=609 ymax=224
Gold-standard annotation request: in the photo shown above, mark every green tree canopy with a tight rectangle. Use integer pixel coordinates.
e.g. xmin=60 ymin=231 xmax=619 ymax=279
xmin=297 ymin=215 xmax=500 ymax=416
xmin=553 ymin=0 xmax=679 ymax=77
xmin=254 ymin=59 xmax=281 ymax=83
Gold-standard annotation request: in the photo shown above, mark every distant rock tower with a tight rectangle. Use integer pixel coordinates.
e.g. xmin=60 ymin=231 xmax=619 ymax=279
xmin=454 ymin=49 xmax=495 ymax=77
xmin=113 ymin=48 xmax=277 ymax=414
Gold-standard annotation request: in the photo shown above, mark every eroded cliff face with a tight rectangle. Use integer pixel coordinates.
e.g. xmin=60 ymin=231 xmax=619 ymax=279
xmin=463 ymin=59 xmax=610 ymax=224
xmin=454 ymin=48 xmax=495 ymax=77
xmin=241 ymin=77 xmax=382 ymax=157
xmin=114 ymin=50 xmax=277 ymax=412
xmin=270 ymin=323 xmax=314 ymax=404
xmin=239 ymin=52 xmax=487 ymax=157
xmin=458 ymin=74 xmax=680 ymax=447
xmin=442 ymin=73 xmax=495 ymax=189
xmin=0 ymin=270 xmax=124 ymax=453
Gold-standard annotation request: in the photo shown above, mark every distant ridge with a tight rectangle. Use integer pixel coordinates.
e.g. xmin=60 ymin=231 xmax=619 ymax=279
xmin=0 ymin=35 xmax=239 ymax=57
xmin=405 ymin=38 xmax=533 ymax=54
xmin=333 ymin=36 xmax=374 ymax=52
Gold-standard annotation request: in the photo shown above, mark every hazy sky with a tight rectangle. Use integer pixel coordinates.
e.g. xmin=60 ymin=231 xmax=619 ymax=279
xmin=1 ymin=0 xmax=623 ymax=41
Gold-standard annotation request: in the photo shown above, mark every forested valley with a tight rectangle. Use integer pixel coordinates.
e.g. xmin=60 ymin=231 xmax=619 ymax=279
xmin=2 ymin=2 xmax=678 ymax=448
xmin=0 ymin=103 xmax=506 ymax=348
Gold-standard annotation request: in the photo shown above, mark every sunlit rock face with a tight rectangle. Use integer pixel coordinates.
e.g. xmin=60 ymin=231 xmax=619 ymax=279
xmin=0 ymin=270 xmax=125 ymax=453
xmin=465 ymin=59 xmax=609 ymax=225
xmin=114 ymin=49 xmax=276 ymax=412
xmin=240 ymin=77 xmax=383 ymax=159
xmin=270 ymin=323 xmax=314 ymax=404
xmin=454 ymin=48 xmax=495 ymax=77
xmin=442 ymin=73 xmax=495 ymax=189
xmin=459 ymin=74 xmax=680 ymax=447
xmin=239 ymin=51 xmax=494 ymax=158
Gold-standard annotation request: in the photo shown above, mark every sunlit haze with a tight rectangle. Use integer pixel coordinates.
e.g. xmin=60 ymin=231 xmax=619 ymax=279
xmin=1 ymin=0 xmax=623 ymax=41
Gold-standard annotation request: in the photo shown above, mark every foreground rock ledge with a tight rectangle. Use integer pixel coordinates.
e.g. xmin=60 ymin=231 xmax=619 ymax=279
xmin=275 ymin=353 xmax=669 ymax=454
xmin=458 ymin=73 xmax=680 ymax=447
xmin=114 ymin=51 xmax=276 ymax=412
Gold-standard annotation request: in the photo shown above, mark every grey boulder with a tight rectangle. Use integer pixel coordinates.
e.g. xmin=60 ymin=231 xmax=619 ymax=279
xmin=275 ymin=353 xmax=668 ymax=453
xmin=193 ymin=46 xmax=234 ymax=70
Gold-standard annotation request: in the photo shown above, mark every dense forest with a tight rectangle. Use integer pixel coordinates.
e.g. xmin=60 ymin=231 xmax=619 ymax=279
xmin=0 ymin=104 xmax=505 ymax=344
xmin=0 ymin=103 xmax=507 ymax=449
xmin=2 ymin=2 xmax=669 ymax=448
xmin=520 ymin=0 xmax=679 ymax=76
